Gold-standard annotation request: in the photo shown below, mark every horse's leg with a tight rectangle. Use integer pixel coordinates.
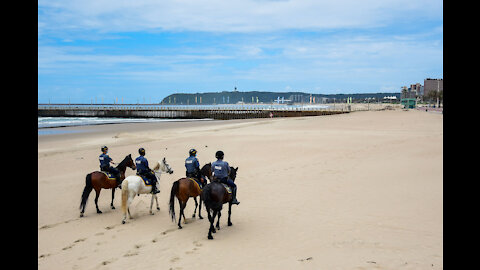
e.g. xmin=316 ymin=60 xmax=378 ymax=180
xmin=206 ymin=206 xmax=212 ymax=222
xmin=228 ymin=202 xmax=233 ymax=226
xmin=208 ymin=210 xmax=218 ymax=240
xmin=94 ymin=188 xmax=102 ymax=214
xmin=111 ymin=188 xmax=116 ymax=209
xmin=192 ymin=197 xmax=198 ymax=218
xmin=182 ymin=199 xmax=188 ymax=224
xmin=215 ymin=210 xmax=221 ymax=230
xmin=150 ymin=194 xmax=155 ymax=215
xmin=198 ymin=196 xmax=203 ymax=219
xmin=177 ymin=201 xmax=186 ymax=229
xmin=155 ymin=195 xmax=160 ymax=211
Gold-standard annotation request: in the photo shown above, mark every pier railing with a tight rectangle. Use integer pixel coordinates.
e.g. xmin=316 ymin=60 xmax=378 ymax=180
xmin=37 ymin=103 xmax=397 ymax=120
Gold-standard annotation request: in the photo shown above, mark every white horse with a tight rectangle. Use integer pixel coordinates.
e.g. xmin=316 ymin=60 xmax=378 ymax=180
xmin=121 ymin=157 xmax=173 ymax=224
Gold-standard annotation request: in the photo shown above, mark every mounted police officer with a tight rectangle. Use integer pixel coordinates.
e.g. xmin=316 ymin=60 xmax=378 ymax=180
xmin=99 ymin=146 xmax=121 ymax=187
xmin=135 ymin=148 xmax=160 ymax=194
xmin=185 ymin=148 xmax=205 ymax=187
xmin=212 ymin=150 xmax=239 ymax=205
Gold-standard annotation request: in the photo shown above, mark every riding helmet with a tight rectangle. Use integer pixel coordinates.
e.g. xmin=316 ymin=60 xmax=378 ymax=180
xmin=189 ymin=148 xmax=197 ymax=156
xmin=101 ymin=146 xmax=108 ymax=152
xmin=215 ymin=150 xmax=224 ymax=159
xmin=139 ymin=147 xmax=145 ymax=156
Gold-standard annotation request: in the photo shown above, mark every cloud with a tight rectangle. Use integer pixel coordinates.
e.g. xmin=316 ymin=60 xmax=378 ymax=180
xmin=38 ymin=0 xmax=443 ymax=35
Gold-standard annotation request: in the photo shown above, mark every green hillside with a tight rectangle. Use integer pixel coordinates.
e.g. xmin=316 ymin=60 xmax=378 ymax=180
xmin=161 ymin=91 xmax=400 ymax=104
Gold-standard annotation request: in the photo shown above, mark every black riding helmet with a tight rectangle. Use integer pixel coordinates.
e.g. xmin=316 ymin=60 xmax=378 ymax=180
xmin=101 ymin=146 xmax=108 ymax=152
xmin=215 ymin=150 xmax=224 ymax=159
xmin=139 ymin=147 xmax=145 ymax=156
xmin=189 ymin=148 xmax=197 ymax=156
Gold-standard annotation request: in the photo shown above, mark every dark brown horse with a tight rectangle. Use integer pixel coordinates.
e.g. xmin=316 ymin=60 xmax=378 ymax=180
xmin=201 ymin=166 xmax=238 ymax=239
xmin=80 ymin=154 xmax=136 ymax=217
xmin=168 ymin=163 xmax=213 ymax=229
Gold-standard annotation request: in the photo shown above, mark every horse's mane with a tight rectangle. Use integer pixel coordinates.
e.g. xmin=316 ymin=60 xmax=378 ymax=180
xmin=116 ymin=154 xmax=132 ymax=170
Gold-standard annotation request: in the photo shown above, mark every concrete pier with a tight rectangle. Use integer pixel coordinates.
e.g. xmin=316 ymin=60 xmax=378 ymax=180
xmin=37 ymin=104 xmax=349 ymax=120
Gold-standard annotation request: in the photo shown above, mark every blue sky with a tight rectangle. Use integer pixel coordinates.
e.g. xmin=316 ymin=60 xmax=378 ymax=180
xmin=38 ymin=0 xmax=443 ymax=104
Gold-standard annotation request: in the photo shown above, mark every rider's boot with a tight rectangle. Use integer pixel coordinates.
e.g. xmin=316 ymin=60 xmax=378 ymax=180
xmin=115 ymin=175 xmax=122 ymax=189
xmin=151 ymin=181 xmax=160 ymax=194
xmin=231 ymin=187 xmax=240 ymax=205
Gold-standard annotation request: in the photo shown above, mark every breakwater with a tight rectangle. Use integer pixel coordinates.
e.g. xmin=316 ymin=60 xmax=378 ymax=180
xmin=37 ymin=104 xmax=349 ymax=120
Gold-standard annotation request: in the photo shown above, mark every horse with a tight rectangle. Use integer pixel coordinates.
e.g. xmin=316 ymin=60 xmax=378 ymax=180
xmin=168 ymin=163 xmax=213 ymax=229
xmin=79 ymin=154 xmax=136 ymax=217
xmin=121 ymin=158 xmax=174 ymax=224
xmin=201 ymin=166 xmax=238 ymax=239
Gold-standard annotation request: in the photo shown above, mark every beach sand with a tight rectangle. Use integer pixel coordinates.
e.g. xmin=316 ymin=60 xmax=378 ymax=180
xmin=38 ymin=109 xmax=443 ymax=270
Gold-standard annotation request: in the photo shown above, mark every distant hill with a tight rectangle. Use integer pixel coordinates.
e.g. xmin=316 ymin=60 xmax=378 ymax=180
xmin=160 ymin=91 xmax=400 ymax=105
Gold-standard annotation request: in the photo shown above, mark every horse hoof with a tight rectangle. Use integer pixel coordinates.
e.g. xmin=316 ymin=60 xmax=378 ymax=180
xmin=212 ymin=228 xmax=216 ymax=233
xmin=80 ymin=213 xmax=84 ymax=217
xmin=157 ymin=207 xmax=160 ymax=211
xmin=208 ymin=235 xmax=213 ymax=240
xmin=178 ymin=226 xmax=183 ymax=229
xmin=122 ymin=220 xmax=125 ymax=224
xmin=192 ymin=214 xmax=196 ymax=218
xmin=97 ymin=211 xmax=102 ymax=214
xmin=228 ymin=222 xmax=233 ymax=226
xmin=111 ymin=206 xmax=115 ymax=209
xmin=199 ymin=216 xmax=204 ymax=220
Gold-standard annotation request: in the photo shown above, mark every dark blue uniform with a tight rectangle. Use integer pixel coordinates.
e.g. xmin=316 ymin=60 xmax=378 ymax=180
xmin=135 ymin=155 xmax=150 ymax=174
xmin=135 ymin=155 xmax=157 ymax=185
xmin=212 ymin=159 xmax=236 ymax=188
xmin=185 ymin=156 xmax=200 ymax=174
xmin=99 ymin=153 xmax=119 ymax=177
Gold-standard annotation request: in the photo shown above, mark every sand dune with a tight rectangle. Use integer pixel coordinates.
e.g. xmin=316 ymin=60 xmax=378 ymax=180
xmin=38 ymin=109 xmax=443 ymax=270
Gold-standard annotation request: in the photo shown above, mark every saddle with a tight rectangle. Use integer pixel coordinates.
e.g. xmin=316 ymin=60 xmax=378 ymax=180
xmin=101 ymin=171 xmax=116 ymax=181
xmin=222 ymin=183 xmax=232 ymax=194
xmin=212 ymin=177 xmax=232 ymax=193
xmin=188 ymin=177 xmax=203 ymax=190
xmin=137 ymin=174 xmax=154 ymax=186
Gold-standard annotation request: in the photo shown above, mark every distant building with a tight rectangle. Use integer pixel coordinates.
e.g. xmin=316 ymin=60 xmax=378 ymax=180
xmin=424 ymin=78 xmax=443 ymax=97
xmin=401 ymin=86 xmax=416 ymax=99
xmin=289 ymin=94 xmax=305 ymax=103
xmin=410 ymin=83 xmax=423 ymax=96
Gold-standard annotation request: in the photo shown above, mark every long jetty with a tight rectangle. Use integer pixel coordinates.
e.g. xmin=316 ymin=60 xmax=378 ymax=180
xmin=38 ymin=104 xmax=350 ymax=120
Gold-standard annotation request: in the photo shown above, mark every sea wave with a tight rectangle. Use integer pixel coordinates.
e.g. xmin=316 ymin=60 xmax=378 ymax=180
xmin=38 ymin=117 xmax=213 ymax=129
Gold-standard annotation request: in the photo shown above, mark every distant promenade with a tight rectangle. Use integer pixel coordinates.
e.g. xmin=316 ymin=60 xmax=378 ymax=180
xmin=37 ymin=103 xmax=397 ymax=120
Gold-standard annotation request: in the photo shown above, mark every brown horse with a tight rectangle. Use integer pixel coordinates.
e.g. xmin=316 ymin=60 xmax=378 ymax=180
xmin=80 ymin=154 xmax=136 ymax=217
xmin=168 ymin=163 xmax=212 ymax=229
xmin=201 ymin=166 xmax=238 ymax=240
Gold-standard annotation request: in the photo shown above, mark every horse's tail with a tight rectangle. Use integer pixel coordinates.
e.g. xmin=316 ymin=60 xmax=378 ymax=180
xmin=201 ymin=183 xmax=213 ymax=209
xmin=169 ymin=180 xmax=179 ymax=222
xmin=121 ymin=178 xmax=129 ymax=215
xmin=80 ymin=173 xmax=93 ymax=211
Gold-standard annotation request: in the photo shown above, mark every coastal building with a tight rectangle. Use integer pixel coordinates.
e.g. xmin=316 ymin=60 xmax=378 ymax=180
xmin=410 ymin=83 xmax=423 ymax=96
xmin=424 ymin=78 xmax=443 ymax=97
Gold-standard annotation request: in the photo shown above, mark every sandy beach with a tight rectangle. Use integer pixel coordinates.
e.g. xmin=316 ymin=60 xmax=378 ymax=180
xmin=38 ymin=109 xmax=443 ymax=270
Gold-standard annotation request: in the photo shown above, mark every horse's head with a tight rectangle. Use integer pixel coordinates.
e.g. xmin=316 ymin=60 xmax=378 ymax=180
xmin=126 ymin=154 xmax=136 ymax=170
xmin=117 ymin=154 xmax=136 ymax=171
xmin=229 ymin=166 xmax=238 ymax=181
xmin=154 ymin=157 xmax=173 ymax=174
xmin=201 ymin=162 xmax=213 ymax=181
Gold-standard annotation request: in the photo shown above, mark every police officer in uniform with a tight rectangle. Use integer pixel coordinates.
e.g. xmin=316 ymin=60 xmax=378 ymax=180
xmin=135 ymin=148 xmax=160 ymax=194
xmin=185 ymin=149 xmax=205 ymax=187
xmin=212 ymin=150 xmax=239 ymax=205
xmin=99 ymin=146 xmax=121 ymax=187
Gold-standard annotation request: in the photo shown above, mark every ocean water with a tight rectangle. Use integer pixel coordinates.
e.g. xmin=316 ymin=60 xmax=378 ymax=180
xmin=38 ymin=117 xmax=213 ymax=129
